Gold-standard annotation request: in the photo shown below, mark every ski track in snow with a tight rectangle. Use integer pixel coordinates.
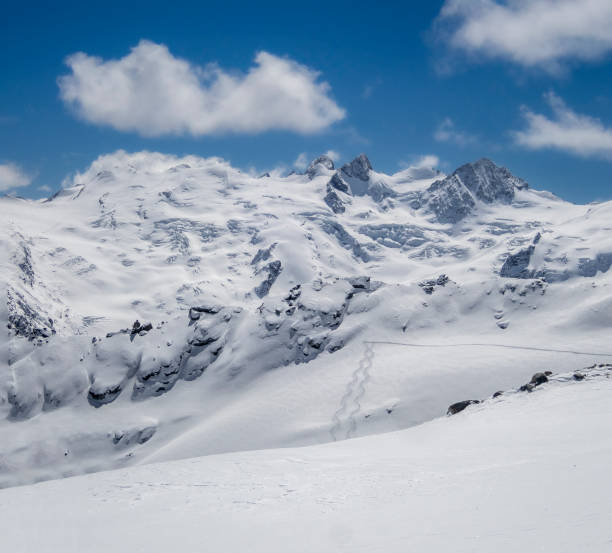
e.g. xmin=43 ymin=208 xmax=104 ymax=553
xmin=330 ymin=339 xmax=612 ymax=441
xmin=330 ymin=342 xmax=375 ymax=441
xmin=367 ymin=340 xmax=612 ymax=357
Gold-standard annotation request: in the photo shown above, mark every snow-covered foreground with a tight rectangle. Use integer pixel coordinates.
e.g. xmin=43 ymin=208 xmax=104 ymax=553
xmin=2 ymin=376 xmax=611 ymax=553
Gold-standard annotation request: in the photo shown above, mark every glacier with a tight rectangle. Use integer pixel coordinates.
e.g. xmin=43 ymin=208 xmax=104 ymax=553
xmin=2 ymin=150 xmax=612 ymax=492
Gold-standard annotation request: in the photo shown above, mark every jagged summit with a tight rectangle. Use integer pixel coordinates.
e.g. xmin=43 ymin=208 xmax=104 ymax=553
xmin=340 ymin=153 xmax=372 ymax=181
xmin=306 ymin=154 xmax=335 ymax=179
xmin=323 ymin=153 xmax=395 ymax=212
xmin=423 ymin=158 xmax=529 ymax=223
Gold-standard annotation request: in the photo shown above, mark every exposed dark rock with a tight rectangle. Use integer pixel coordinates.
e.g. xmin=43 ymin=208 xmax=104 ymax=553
xmin=530 ymin=372 xmax=549 ymax=386
xmin=425 ymin=177 xmax=475 ymax=224
xmin=283 ymin=284 xmax=302 ymax=304
xmin=500 ymin=244 xmax=536 ymax=279
xmin=577 ymin=253 xmax=612 ymax=277
xmin=255 ymin=260 xmax=283 ymax=298
xmin=518 ymin=372 xmax=549 ymax=393
xmin=340 ymin=153 xmax=372 ymax=181
xmin=88 ymin=383 xmax=124 ymax=407
xmin=17 ymin=244 xmax=35 ymax=286
xmin=424 ymin=158 xmax=527 ymax=223
xmin=7 ymin=287 xmax=56 ymax=343
xmin=349 ymin=276 xmax=371 ymax=290
xmin=573 ymin=372 xmax=585 ymax=381
xmin=131 ymin=320 xmax=152 ymax=335
xmin=324 ymin=187 xmax=346 ymax=214
xmin=447 ymin=400 xmax=480 ymax=416
xmin=493 ymin=391 xmax=504 ymax=398
xmin=419 ymin=274 xmax=450 ymax=294
xmin=329 ymin=172 xmax=350 ymax=193
xmin=251 ymin=243 xmax=277 ymax=265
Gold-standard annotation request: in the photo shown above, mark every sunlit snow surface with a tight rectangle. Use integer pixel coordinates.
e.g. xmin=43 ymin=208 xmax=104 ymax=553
xmin=1 ymin=377 xmax=611 ymax=552
xmin=1 ymin=151 xmax=612 ymax=490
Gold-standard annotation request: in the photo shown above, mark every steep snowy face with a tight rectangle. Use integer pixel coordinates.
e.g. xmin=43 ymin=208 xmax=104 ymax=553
xmin=423 ymin=158 xmax=529 ymax=223
xmin=324 ymin=153 xmax=396 ymax=212
xmin=2 ymin=150 xmax=612 ymax=486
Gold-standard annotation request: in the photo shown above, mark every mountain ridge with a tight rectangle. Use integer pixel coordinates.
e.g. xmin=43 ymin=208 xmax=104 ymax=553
xmin=2 ymin=150 xmax=612 ymax=486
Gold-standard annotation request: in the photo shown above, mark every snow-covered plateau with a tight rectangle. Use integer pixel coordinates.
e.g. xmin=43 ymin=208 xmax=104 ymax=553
xmin=1 ymin=151 xmax=612 ymax=550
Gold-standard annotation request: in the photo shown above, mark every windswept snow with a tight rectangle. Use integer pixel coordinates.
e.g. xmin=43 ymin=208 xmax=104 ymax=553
xmin=2 ymin=150 xmax=612 ymax=487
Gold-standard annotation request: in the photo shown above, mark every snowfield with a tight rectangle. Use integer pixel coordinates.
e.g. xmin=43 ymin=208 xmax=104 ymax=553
xmin=1 ymin=149 xmax=612 ymax=510
xmin=1 ymin=375 xmax=611 ymax=552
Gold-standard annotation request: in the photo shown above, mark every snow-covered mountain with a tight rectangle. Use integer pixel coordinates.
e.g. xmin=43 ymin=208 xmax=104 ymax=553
xmin=2 ymin=150 xmax=612 ymax=487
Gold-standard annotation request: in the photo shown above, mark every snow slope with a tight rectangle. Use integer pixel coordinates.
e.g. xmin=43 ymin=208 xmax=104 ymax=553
xmin=1 ymin=373 xmax=611 ymax=553
xmin=2 ymin=151 xmax=612 ymax=486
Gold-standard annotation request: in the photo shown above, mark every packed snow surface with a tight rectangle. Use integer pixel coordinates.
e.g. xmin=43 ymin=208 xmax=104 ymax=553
xmin=2 ymin=151 xmax=612 ymax=487
xmin=1 ymin=376 xmax=611 ymax=552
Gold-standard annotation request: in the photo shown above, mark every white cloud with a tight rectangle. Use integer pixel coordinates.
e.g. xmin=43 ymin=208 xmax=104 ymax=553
xmin=58 ymin=40 xmax=345 ymax=137
xmin=437 ymin=0 xmax=612 ymax=71
xmin=324 ymin=150 xmax=340 ymax=162
xmin=0 ymin=162 xmax=32 ymax=192
xmin=400 ymin=154 xmax=440 ymax=170
xmin=38 ymin=185 xmax=52 ymax=192
xmin=293 ymin=153 xmax=309 ymax=170
xmin=434 ymin=118 xmax=476 ymax=146
xmin=514 ymin=92 xmax=612 ymax=158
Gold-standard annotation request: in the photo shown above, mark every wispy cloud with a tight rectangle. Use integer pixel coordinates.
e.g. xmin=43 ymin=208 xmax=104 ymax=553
xmin=434 ymin=118 xmax=476 ymax=146
xmin=58 ymin=40 xmax=345 ymax=137
xmin=294 ymin=153 xmax=309 ymax=171
xmin=514 ymin=92 xmax=612 ymax=159
xmin=0 ymin=162 xmax=32 ymax=192
xmin=399 ymin=154 xmax=440 ymax=171
xmin=362 ymin=77 xmax=382 ymax=99
xmin=396 ymin=154 xmax=442 ymax=180
xmin=436 ymin=0 xmax=612 ymax=72
xmin=323 ymin=149 xmax=340 ymax=162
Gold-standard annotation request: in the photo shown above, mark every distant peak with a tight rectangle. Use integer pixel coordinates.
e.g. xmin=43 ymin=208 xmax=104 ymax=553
xmin=306 ymin=154 xmax=335 ymax=179
xmin=456 ymin=158 xmax=529 ymax=191
xmin=340 ymin=153 xmax=372 ymax=181
xmin=424 ymin=158 xmax=529 ymax=223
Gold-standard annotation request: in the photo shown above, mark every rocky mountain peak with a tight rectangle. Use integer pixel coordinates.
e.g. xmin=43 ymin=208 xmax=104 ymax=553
xmin=306 ymin=154 xmax=336 ymax=179
xmin=424 ymin=158 xmax=529 ymax=223
xmin=340 ymin=153 xmax=372 ymax=181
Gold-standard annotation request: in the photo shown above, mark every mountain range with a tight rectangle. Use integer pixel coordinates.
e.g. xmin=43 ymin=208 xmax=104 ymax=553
xmin=2 ymin=151 xmax=612 ymax=487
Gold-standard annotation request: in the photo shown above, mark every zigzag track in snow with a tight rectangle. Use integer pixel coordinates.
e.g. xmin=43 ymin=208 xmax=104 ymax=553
xmin=330 ymin=342 xmax=374 ymax=441
xmin=329 ymin=339 xmax=612 ymax=442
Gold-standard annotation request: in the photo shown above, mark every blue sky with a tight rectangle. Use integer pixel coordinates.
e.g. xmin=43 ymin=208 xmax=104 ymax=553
xmin=2 ymin=0 xmax=612 ymax=202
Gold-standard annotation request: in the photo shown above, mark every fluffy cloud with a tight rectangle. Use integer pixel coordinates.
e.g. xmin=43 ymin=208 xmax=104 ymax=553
xmin=0 ymin=162 xmax=32 ymax=192
xmin=434 ymin=118 xmax=476 ymax=146
xmin=437 ymin=0 xmax=612 ymax=71
xmin=514 ymin=92 xmax=612 ymax=158
xmin=58 ymin=40 xmax=345 ymax=137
